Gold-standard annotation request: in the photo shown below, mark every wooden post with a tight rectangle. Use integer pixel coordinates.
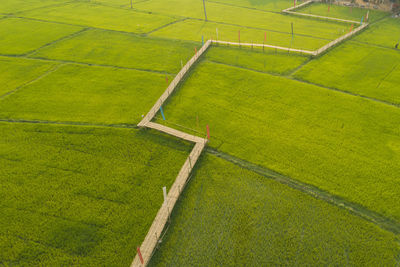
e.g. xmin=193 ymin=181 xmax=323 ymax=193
xmin=206 ymin=125 xmax=210 ymax=140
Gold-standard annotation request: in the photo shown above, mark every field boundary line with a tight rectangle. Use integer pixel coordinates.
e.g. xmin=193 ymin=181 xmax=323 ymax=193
xmin=0 ymin=64 xmax=63 ymax=100
xmin=23 ymin=27 xmax=90 ymax=57
xmin=207 ymin=147 xmax=400 ymax=235
xmin=0 ymin=118 xmax=138 ymax=129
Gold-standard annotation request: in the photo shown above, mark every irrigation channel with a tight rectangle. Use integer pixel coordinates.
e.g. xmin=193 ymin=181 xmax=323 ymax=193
xmin=131 ymin=3 xmax=370 ymax=265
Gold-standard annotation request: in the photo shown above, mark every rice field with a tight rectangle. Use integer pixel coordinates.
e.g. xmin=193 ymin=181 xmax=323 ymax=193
xmin=0 ymin=122 xmax=191 ymax=265
xmin=0 ymin=0 xmax=399 ymax=265
xmin=149 ymin=154 xmax=400 ymax=266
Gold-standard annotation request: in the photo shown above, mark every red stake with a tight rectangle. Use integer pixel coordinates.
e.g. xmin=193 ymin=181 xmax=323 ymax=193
xmin=294 ymin=0 xmax=296 ymax=7
xmin=264 ymin=32 xmax=267 ymax=43
xmin=206 ymin=125 xmax=210 ymax=140
xmin=137 ymin=247 xmax=144 ymax=264
xmin=165 ymin=76 xmax=168 ymax=84
xmin=195 ymin=47 xmax=197 ymax=55
xmin=328 ymin=5 xmax=330 ymax=12
xmin=349 ymin=24 xmax=354 ymax=33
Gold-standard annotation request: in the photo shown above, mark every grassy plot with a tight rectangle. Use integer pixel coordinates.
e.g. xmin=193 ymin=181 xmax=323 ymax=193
xmin=0 ymin=64 xmax=171 ymax=125
xmin=353 ymin=17 xmax=400 ymax=48
xmin=31 ymin=29 xmax=197 ymax=74
xmin=150 ymin=19 xmax=328 ymax=50
xmin=150 ymin=154 xmax=400 ymax=266
xmin=0 ymin=0 xmax=67 ymax=14
xmin=205 ymin=45 xmax=310 ymax=74
xmin=208 ymin=0 xmax=304 ymax=12
xmin=0 ymin=122 xmax=190 ymax=266
xmin=0 ymin=56 xmax=57 ymax=96
xmin=157 ymin=61 xmax=400 ymax=222
xmin=295 ymin=2 xmax=388 ymax=23
xmin=20 ymin=2 xmax=176 ymax=33
xmin=295 ymin=42 xmax=400 ymax=105
xmin=0 ymin=17 xmax=82 ymax=55
xmin=137 ymin=0 xmax=350 ymax=40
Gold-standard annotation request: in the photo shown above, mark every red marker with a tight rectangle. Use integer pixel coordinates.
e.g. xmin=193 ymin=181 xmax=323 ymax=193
xmin=349 ymin=24 xmax=353 ymax=32
xmin=195 ymin=47 xmax=197 ymax=55
xmin=165 ymin=76 xmax=168 ymax=84
xmin=328 ymin=5 xmax=330 ymax=12
xmin=137 ymin=247 xmax=144 ymax=264
xmin=206 ymin=125 xmax=210 ymax=140
xmin=264 ymin=32 xmax=267 ymax=43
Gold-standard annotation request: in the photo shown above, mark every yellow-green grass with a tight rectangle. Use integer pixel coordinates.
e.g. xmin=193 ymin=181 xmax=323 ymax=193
xmin=0 ymin=56 xmax=57 ymax=96
xmin=205 ymin=45 xmax=310 ymax=74
xmin=0 ymin=64 xmax=172 ymax=125
xmin=295 ymin=42 xmax=400 ymax=105
xmin=0 ymin=17 xmax=82 ymax=55
xmin=31 ymin=29 xmax=197 ymax=74
xmin=20 ymin=2 xmax=176 ymax=33
xmin=136 ymin=0 xmax=350 ymax=40
xmin=0 ymin=122 xmax=190 ymax=266
xmin=156 ymin=60 xmax=400 ymax=222
xmin=150 ymin=19 xmax=328 ymax=50
xmin=150 ymin=154 xmax=400 ymax=266
xmin=208 ymin=0 xmax=304 ymax=12
xmin=295 ymin=2 xmax=388 ymax=23
xmin=353 ymin=17 xmax=400 ymax=48
xmin=0 ymin=0 xmax=67 ymax=14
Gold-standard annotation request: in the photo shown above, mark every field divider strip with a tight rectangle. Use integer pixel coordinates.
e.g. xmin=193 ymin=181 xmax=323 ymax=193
xmin=0 ymin=64 xmax=64 ymax=100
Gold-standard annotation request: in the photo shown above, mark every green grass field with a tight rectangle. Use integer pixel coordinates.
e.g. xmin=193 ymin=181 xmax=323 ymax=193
xmin=0 ymin=122 xmax=191 ymax=265
xmin=205 ymin=45 xmax=310 ymax=74
xmin=136 ymin=0 xmax=350 ymax=40
xmin=157 ymin=59 xmax=400 ymax=221
xmin=149 ymin=154 xmax=400 ymax=266
xmin=150 ymin=19 xmax=329 ymax=50
xmin=295 ymin=42 xmax=400 ymax=105
xmin=0 ymin=64 xmax=173 ymax=125
xmin=353 ymin=17 xmax=400 ymax=48
xmin=0 ymin=56 xmax=57 ymax=96
xmin=0 ymin=17 xmax=82 ymax=55
xmin=20 ymin=2 xmax=176 ymax=33
xmin=0 ymin=0 xmax=67 ymax=13
xmin=31 ymin=29 xmax=197 ymax=74
xmin=295 ymin=2 xmax=388 ymax=22
xmin=0 ymin=0 xmax=399 ymax=265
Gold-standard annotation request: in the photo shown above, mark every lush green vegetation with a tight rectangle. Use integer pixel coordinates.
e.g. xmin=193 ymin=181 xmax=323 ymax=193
xmin=0 ymin=64 xmax=173 ymax=125
xmin=353 ymin=17 xmax=400 ymax=48
xmin=208 ymin=0 xmax=304 ymax=12
xmin=0 ymin=56 xmax=57 ymax=96
xmin=136 ymin=0 xmax=350 ymax=39
xmin=205 ymin=45 xmax=310 ymax=74
xmin=150 ymin=154 xmax=400 ymax=266
xmin=32 ymin=29 xmax=197 ymax=74
xmin=157 ymin=60 xmax=400 ymax=221
xmin=296 ymin=2 xmax=388 ymax=22
xmin=20 ymin=2 xmax=175 ymax=33
xmin=0 ymin=122 xmax=190 ymax=266
xmin=0 ymin=17 xmax=82 ymax=55
xmin=150 ymin=19 xmax=329 ymax=50
xmin=295 ymin=42 xmax=400 ymax=105
xmin=0 ymin=0 xmax=67 ymax=13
